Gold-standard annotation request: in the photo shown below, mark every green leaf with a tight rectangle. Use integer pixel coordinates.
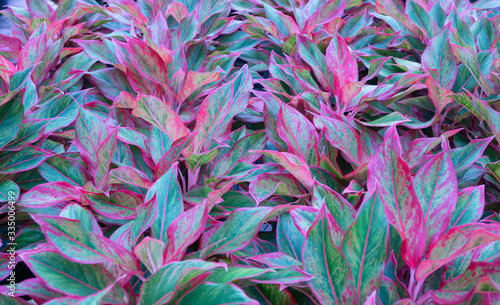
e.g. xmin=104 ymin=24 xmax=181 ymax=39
xmin=0 ymin=92 xmax=23 ymax=150
xmin=32 ymin=215 xmax=139 ymax=273
xmin=277 ymin=212 xmax=305 ymax=262
xmin=360 ymin=112 xmax=410 ymax=127
xmin=0 ymin=146 xmax=52 ymax=174
xmin=448 ymin=186 xmax=485 ymax=229
xmin=342 ymin=191 xmax=388 ymax=304
xmin=451 ymin=43 xmax=495 ymax=95
xmin=297 ymin=36 xmax=335 ymax=93
xmin=449 ymin=138 xmax=492 ymax=172
xmin=38 ymin=155 xmax=90 ymax=187
xmin=205 ymin=267 xmax=273 ymax=283
xmin=21 ymin=250 xmax=128 ymax=304
xmin=147 ymin=164 xmax=183 ymax=244
xmin=133 ymin=237 xmax=165 ymax=274
xmin=132 ymin=95 xmax=189 ymax=143
xmin=211 ymin=131 xmax=266 ymax=177
xmin=177 ymin=283 xmax=258 ymax=305
xmin=303 ymin=205 xmax=353 ymax=305
xmin=138 ymin=260 xmax=226 ymax=305
xmin=200 ymin=207 xmax=273 ymax=258
xmin=94 ymin=128 xmax=118 ymax=191
xmin=0 ymin=180 xmax=19 ymax=202
xmin=414 ymin=152 xmax=458 ymax=245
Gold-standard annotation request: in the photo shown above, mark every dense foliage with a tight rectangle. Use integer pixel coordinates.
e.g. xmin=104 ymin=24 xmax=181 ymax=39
xmin=1 ymin=0 xmax=500 ymax=304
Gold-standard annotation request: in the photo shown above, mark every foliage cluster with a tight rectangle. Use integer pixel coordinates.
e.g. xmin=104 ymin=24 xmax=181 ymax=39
xmin=1 ymin=0 xmax=500 ymax=304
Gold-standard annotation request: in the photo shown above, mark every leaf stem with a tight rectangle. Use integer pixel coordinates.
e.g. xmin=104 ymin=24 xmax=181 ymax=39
xmin=416 ymin=292 xmax=432 ymax=305
xmin=408 ymin=268 xmax=417 ymax=299
xmin=413 ymin=279 xmax=425 ymax=300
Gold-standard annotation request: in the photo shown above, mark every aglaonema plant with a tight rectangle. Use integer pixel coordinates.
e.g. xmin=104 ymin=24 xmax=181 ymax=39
xmin=0 ymin=0 xmax=500 ymax=304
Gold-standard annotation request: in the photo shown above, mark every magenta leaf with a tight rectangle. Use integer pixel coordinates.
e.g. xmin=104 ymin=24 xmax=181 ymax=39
xmin=367 ymin=125 xmax=426 ymax=269
xmin=414 ymin=151 xmax=458 ymax=245
xmin=277 ymin=102 xmax=320 ymax=165
xmin=416 ymin=224 xmax=500 ymax=281
xmin=18 ymin=181 xmax=80 ymax=208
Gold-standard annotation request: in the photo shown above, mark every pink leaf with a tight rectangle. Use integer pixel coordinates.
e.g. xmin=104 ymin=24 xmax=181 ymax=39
xmin=326 ymin=33 xmax=358 ymax=101
xmin=367 ymin=125 xmax=426 ymax=269
xmin=18 ymin=182 xmax=81 ymax=208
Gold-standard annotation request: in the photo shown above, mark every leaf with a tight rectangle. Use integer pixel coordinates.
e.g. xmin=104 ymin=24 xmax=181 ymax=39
xmin=18 ymin=181 xmax=80 ymax=208
xmin=297 ymin=36 xmax=335 ymax=93
xmin=277 ymin=212 xmax=305 ymax=262
xmin=193 ymin=65 xmax=252 ymax=151
xmin=200 ymin=207 xmax=274 ymax=258
xmin=146 ymin=163 xmax=183 ymax=244
xmin=37 ymin=155 xmax=90 ymax=187
xmin=133 ymin=237 xmax=165 ymax=274
xmin=81 ymin=189 xmax=138 ymax=220
xmin=302 ymin=0 xmax=345 ymax=34
xmin=247 ymin=252 xmax=302 ymax=268
xmin=21 ymin=250 xmax=128 ymax=304
xmin=130 ymin=196 xmax=158 ymax=245
xmin=127 ymin=38 xmax=168 ymax=85
xmin=416 ymin=224 xmax=500 ymax=281
xmin=137 ymin=260 xmax=226 ymax=305
xmin=421 ymin=27 xmax=456 ymax=90
xmin=302 ymin=204 xmax=354 ymax=305
xmin=405 ymin=0 xmax=439 ymax=39
xmin=205 ymin=267 xmax=273 ymax=283
xmin=0 ymin=146 xmax=52 ymax=174
xmin=0 ymin=92 xmax=23 ymax=150
xmin=277 ymin=102 xmax=320 ymax=165
xmin=314 ymin=115 xmax=365 ymax=165
xmin=109 ymin=166 xmax=152 ymax=188
xmin=75 ymin=108 xmax=107 ymax=169
xmin=164 ymin=201 xmax=207 ymax=262
xmin=342 ymin=191 xmax=388 ymax=304
xmin=312 ymin=183 xmax=356 ymax=232
xmin=31 ymin=215 xmax=139 ymax=273
xmin=171 ymin=10 xmax=200 ymax=49
xmin=12 ymin=278 xmax=64 ymax=304
xmin=74 ymin=39 xmax=118 ymax=65
xmin=414 ymin=152 xmax=458 ymax=245
xmin=32 ymin=94 xmax=79 ymax=133
xmin=0 ymin=180 xmax=19 ymax=202
xmin=451 ymin=43 xmax=495 ymax=95
xmin=326 ymin=33 xmax=358 ymax=99
xmin=52 ymin=52 xmax=97 ymax=90
xmin=176 ymin=71 xmax=221 ymax=104
xmin=176 ymin=283 xmax=258 ymax=305
xmin=257 ymin=150 xmax=315 ymax=191
xmin=56 ymin=0 xmax=76 ymax=19
xmin=149 ymin=125 xmax=172 ymax=164
xmin=211 ymin=131 xmax=266 ymax=177
xmin=367 ymin=125 xmax=426 ymax=269
xmin=90 ymin=68 xmax=134 ymax=100
xmin=94 ymin=128 xmax=118 ymax=191
xmin=448 ymin=186 xmax=485 ymax=229
xmin=249 ymin=172 xmax=306 ymax=203
xmin=449 ymin=138 xmax=492 ymax=172
xmin=359 ymin=112 xmax=410 ymax=127
xmin=75 ymin=279 xmax=123 ymax=305
xmin=132 ymin=95 xmax=189 ymax=143
xmin=27 ymin=0 xmax=51 ymax=18
xmin=59 ymin=203 xmax=102 ymax=235
xmin=431 ymin=262 xmax=500 ymax=304
xmin=4 ymin=119 xmax=47 ymax=151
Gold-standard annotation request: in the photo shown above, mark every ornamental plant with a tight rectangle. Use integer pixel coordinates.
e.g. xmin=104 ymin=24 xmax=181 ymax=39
xmin=0 ymin=0 xmax=500 ymax=304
